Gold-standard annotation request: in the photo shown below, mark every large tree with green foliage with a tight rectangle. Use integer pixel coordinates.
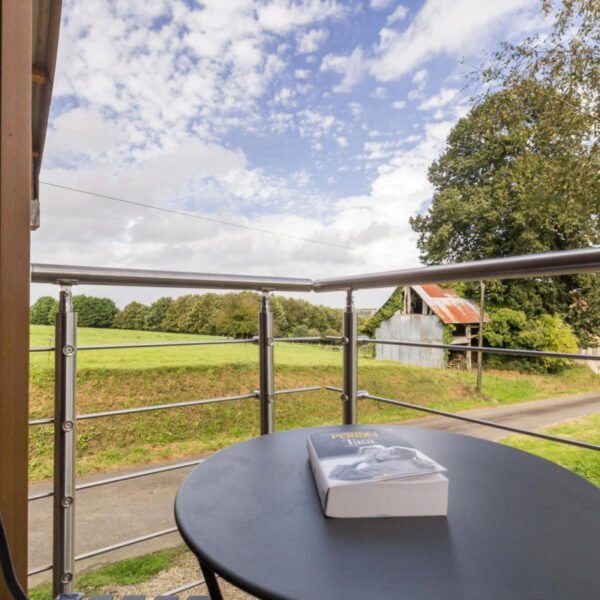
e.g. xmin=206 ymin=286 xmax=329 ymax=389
xmin=30 ymin=296 xmax=58 ymax=325
xmin=410 ymin=0 xmax=599 ymax=344
xmin=72 ymin=295 xmax=119 ymax=328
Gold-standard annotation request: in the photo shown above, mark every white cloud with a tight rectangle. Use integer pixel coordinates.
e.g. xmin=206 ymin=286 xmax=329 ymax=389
xmin=370 ymin=0 xmax=393 ymax=9
xmin=387 ymin=5 xmax=409 ymax=24
xmin=258 ymin=1 xmax=346 ymax=33
xmin=297 ymin=27 xmax=329 ymax=53
xmin=392 ymin=100 xmax=406 ymax=110
xmin=371 ymin=86 xmax=387 ymax=99
xmin=370 ymin=0 xmax=535 ymax=81
xmin=321 ymin=47 xmax=365 ymax=92
xmin=335 ymin=136 xmax=349 ymax=147
xmin=295 ymin=68 xmax=311 ymax=79
xmin=348 ymin=101 xmax=362 ymax=117
xmin=418 ymin=87 xmax=459 ymax=110
xmin=412 ymin=68 xmax=428 ymax=84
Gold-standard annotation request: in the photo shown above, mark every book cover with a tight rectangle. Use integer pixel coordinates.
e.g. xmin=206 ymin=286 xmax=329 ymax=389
xmin=307 ymin=427 xmax=448 ymax=518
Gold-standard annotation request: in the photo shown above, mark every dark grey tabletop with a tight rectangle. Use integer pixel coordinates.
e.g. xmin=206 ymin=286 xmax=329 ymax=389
xmin=175 ymin=426 xmax=600 ymax=600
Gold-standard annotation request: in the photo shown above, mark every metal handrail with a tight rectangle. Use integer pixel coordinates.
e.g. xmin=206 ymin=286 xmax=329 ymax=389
xmin=163 ymin=579 xmax=207 ymax=596
xmin=74 ymin=527 xmax=178 ymax=562
xmin=28 ymin=387 xmax=319 ymax=427
xmin=31 ymin=263 xmax=313 ymax=291
xmin=31 ymin=248 xmax=600 ymax=291
xmin=28 ymin=458 xmax=205 ymax=502
xmin=313 ymin=247 xmax=600 ymax=291
xmin=29 ymin=336 xmax=336 ymax=353
xmin=370 ymin=338 xmax=600 ymax=361
xmin=362 ymin=393 xmax=600 ymax=452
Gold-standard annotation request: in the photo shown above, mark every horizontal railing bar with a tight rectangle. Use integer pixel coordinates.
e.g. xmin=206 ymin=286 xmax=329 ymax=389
xmin=76 ymin=392 xmax=257 ymax=421
xmin=28 ymin=490 xmax=53 ymax=501
xmin=313 ymin=248 xmax=600 ymax=291
xmin=163 ymin=579 xmax=207 ymax=596
xmin=273 ymin=386 xmax=321 ymax=396
xmin=76 ymin=459 xmax=205 ymax=492
xmin=28 ymin=337 xmax=335 ymax=354
xmin=75 ymin=527 xmax=178 ymax=562
xmin=28 ymin=459 xmax=206 ymax=501
xmin=364 ymin=393 xmax=600 ymax=451
xmin=72 ymin=338 xmax=253 ymax=351
xmin=273 ymin=336 xmax=327 ymax=343
xmin=30 ymin=339 xmax=250 ymax=353
xmin=27 ymin=563 xmax=53 ymax=576
xmin=29 ymin=388 xmax=319 ymax=427
xmin=31 ymin=263 xmax=313 ymax=292
xmin=29 ymin=417 xmax=54 ymax=426
xmin=370 ymin=338 xmax=600 ymax=361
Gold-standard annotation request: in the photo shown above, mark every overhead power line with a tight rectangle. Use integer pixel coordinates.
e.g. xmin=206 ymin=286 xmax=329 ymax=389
xmin=39 ymin=181 xmax=356 ymax=251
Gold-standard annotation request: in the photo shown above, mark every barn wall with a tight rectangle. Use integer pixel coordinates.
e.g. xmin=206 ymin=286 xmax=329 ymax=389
xmin=375 ymin=315 xmax=445 ymax=369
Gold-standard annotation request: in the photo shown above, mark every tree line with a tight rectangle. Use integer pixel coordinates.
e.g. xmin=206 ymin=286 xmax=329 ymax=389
xmin=30 ymin=292 xmax=343 ymax=338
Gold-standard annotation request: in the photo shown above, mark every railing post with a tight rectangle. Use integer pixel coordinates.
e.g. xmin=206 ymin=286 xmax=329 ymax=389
xmin=258 ymin=291 xmax=274 ymax=435
xmin=342 ymin=289 xmax=358 ymax=425
xmin=53 ymin=284 xmax=77 ymax=597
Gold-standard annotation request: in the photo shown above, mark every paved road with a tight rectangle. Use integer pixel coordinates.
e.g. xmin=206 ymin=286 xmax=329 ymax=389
xmin=28 ymin=391 xmax=600 ymax=586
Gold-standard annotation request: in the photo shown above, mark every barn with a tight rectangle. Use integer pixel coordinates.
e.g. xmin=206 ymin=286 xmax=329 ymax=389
xmin=374 ymin=284 xmax=488 ymax=369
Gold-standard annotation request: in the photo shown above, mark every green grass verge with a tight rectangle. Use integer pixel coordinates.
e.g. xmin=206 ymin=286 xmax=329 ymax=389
xmin=29 ymin=325 xmax=600 ymax=481
xmin=503 ymin=413 xmax=600 ymax=487
xmin=29 ymin=548 xmax=181 ymax=600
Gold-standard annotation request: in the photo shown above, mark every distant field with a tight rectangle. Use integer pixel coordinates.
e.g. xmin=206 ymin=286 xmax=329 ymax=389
xmin=29 ymin=325 xmax=600 ymax=481
xmin=503 ymin=414 xmax=600 ymax=487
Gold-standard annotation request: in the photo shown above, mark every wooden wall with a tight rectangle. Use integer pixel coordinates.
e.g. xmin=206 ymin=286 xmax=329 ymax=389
xmin=0 ymin=0 xmax=32 ymax=593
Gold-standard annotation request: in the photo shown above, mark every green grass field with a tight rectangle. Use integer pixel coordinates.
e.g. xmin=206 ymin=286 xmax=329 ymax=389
xmin=29 ymin=325 xmax=600 ymax=481
xmin=503 ymin=413 xmax=600 ymax=487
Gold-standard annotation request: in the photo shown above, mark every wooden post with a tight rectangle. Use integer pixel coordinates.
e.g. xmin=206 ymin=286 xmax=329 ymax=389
xmin=476 ymin=282 xmax=485 ymax=395
xmin=0 ymin=0 xmax=32 ymax=594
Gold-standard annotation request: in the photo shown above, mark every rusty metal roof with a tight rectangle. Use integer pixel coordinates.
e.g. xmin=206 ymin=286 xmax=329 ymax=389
xmin=412 ymin=284 xmax=489 ymax=324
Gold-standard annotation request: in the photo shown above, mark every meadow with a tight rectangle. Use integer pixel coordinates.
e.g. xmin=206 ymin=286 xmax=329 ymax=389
xmin=29 ymin=325 xmax=600 ymax=481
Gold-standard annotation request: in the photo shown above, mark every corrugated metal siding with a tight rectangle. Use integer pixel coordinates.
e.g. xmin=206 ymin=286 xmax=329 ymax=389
xmin=375 ymin=315 xmax=445 ymax=369
xmin=413 ymin=284 xmax=488 ymax=325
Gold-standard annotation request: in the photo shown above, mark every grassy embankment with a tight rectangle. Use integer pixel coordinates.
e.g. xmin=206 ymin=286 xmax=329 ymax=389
xmin=30 ymin=325 xmax=600 ymax=482
xmin=503 ymin=413 xmax=600 ymax=488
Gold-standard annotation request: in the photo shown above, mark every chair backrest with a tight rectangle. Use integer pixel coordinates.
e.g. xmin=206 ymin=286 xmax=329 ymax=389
xmin=0 ymin=512 xmax=28 ymax=600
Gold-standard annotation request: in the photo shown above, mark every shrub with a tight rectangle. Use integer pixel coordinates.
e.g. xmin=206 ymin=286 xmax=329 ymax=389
xmin=484 ymin=309 xmax=578 ymax=373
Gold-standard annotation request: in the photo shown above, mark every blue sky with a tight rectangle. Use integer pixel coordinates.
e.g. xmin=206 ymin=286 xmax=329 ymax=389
xmin=33 ymin=0 xmax=546 ymax=308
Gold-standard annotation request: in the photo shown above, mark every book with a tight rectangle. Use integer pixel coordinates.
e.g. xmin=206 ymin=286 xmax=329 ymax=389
xmin=307 ymin=427 xmax=448 ymax=518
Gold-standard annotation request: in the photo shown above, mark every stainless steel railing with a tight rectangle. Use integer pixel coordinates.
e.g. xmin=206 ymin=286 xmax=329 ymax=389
xmin=28 ymin=247 xmax=600 ymax=597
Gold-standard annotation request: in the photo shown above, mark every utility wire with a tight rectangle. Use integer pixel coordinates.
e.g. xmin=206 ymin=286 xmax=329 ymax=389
xmin=40 ymin=181 xmax=356 ymax=251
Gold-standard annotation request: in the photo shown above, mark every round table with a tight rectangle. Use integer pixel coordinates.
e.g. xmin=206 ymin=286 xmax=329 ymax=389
xmin=175 ymin=426 xmax=600 ymax=600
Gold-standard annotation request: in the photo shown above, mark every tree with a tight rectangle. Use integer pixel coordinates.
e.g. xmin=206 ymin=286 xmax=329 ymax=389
xmin=30 ymin=296 xmax=58 ymax=325
xmin=144 ymin=296 xmax=173 ymax=331
xmin=410 ymin=0 xmax=599 ymax=344
xmin=72 ymin=295 xmax=119 ymax=328
xmin=113 ymin=302 xmax=150 ymax=330
xmin=214 ymin=292 xmax=261 ymax=338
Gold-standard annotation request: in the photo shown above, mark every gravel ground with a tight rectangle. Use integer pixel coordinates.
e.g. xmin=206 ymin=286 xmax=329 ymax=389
xmin=96 ymin=547 xmax=254 ymax=599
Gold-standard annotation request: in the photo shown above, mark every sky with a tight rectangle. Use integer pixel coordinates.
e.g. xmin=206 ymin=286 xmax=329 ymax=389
xmin=33 ymin=0 xmax=547 ymax=309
